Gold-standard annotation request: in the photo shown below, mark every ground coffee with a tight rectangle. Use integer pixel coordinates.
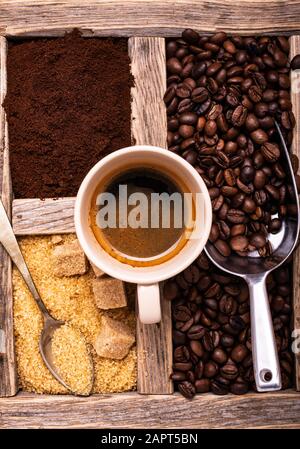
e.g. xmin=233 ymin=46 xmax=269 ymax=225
xmin=4 ymin=30 xmax=132 ymax=198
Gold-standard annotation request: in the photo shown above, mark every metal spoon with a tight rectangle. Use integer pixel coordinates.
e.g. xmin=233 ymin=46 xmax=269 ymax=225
xmin=0 ymin=198 xmax=94 ymax=395
xmin=205 ymin=122 xmax=300 ymax=392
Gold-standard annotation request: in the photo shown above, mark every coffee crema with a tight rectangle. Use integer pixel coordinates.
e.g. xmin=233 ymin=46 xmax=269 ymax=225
xmin=89 ymin=166 xmax=195 ymax=267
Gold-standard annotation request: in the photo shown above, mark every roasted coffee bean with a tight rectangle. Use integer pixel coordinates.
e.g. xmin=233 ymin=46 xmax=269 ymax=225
xmin=167 ymin=57 xmax=182 ymax=74
xmin=178 ymin=381 xmax=196 ymax=399
xmin=291 ymin=54 xmax=300 ymax=70
xmin=214 ymin=239 xmax=231 ymax=257
xmin=182 ymin=28 xmax=200 ymax=44
xmin=250 ymin=128 xmax=268 ymax=144
xmin=231 ymin=344 xmax=248 ymax=363
xmin=227 ymin=209 xmax=246 ymax=224
xmin=193 ymin=359 xmax=204 ymax=378
xmin=174 ymin=345 xmax=190 ymax=363
xmin=205 ymin=120 xmax=217 ymax=137
xmin=164 ymin=281 xmax=179 ymax=300
xmin=171 ymin=371 xmax=186 ymax=382
xmin=221 ymin=334 xmax=235 ymax=348
xmin=269 ymin=218 xmax=282 ymax=233
xmin=211 ymin=379 xmax=229 ymax=395
xmin=229 ymin=315 xmax=246 ymax=332
xmin=230 ymin=224 xmax=246 ymax=237
xmin=219 ymin=295 xmax=237 ymax=315
xmin=231 ymin=105 xmax=248 ymax=127
xmin=204 ymin=361 xmax=219 ymax=378
xmin=204 ymin=282 xmax=222 ymax=298
xmin=175 ymin=317 xmax=193 ymax=332
xmin=190 ymin=340 xmax=204 ymax=357
xmin=230 ymin=381 xmax=249 ymax=395
xmin=220 ymin=361 xmax=239 ymax=380
xmin=248 ymin=85 xmax=262 ymax=103
xmin=187 ymin=325 xmax=206 ymax=340
xmin=202 ymin=332 xmax=214 ymax=352
xmin=183 ymin=265 xmax=201 ymax=284
xmin=261 ymin=142 xmax=280 ymax=162
xmin=281 ymin=110 xmax=296 ymax=130
xmin=173 ymin=362 xmax=193 ymax=372
xmin=243 ymin=197 xmax=256 ymax=213
xmin=179 ymin=111 xmax=198 ymax=125
xmin=249 ymin=232 xmax=266 ymax=249
xmin=253 ymin=170 xmax=267 ymax=189
xmin=173 ymin=305 xmax=192 ymax=322
xmin=240 ymin=165 xmax=255 ymax=184
xmin=191 ymin=86 xmax=209 ymax=103
xmin=195 ymin=378 xmax=210 ymax=393
xmin=212 ymin=347 xmax=228 ymax=365
xmin=230 ymin=235 xmax=249 ymax=252
xmin=173 ymin=330 xmax=186 ymax=346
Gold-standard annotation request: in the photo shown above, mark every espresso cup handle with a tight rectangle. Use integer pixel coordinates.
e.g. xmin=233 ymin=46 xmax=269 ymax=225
xmin=137 ymin=284 xmax=161 ymax=324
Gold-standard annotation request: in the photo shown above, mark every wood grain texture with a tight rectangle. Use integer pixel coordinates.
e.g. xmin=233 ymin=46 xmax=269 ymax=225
xmin=1 ymin=1 xmax=300 ymax=37
xmin=129 ymin=37 xmax=172 ymax=394
xmin=12 ymin=198 xmax=76 ymax=235
xmin=290 ymin=35 xmax=300 ymax=391
xmin=0 ymin=36 xmax=17 ymax=397
xmin=129 ymin=37 xmax=167 ymax=148
xmin=0 ymin=390 xmax=300 ymax=429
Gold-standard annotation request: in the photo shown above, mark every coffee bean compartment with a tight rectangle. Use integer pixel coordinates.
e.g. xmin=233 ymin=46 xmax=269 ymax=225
xmin=164 ymin=30 xmax=299 ymax=400
xmin=0 ymin=3 xmax=300 ymax=428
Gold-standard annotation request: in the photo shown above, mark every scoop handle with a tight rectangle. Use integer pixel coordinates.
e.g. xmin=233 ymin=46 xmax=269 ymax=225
xmin=0 ymin=198 xmax=49 ymax=317
xmin=247 ymin=274 xmax=281 ymax=391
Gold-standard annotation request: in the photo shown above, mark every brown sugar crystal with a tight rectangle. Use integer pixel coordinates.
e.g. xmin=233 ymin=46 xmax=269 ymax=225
xmin=51 ymin=324 xmax=94 ymax=396
xmin=4 ymin=30 xmax=133 ymax=198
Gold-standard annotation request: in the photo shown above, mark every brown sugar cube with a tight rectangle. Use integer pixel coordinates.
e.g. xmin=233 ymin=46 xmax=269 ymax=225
xmin=92 ymin=277 xmax=127 ymax=310
xmin=51 ymin=235 xmax=63 ymax=245
xmin=90 ymin=261 xmax=105 ymax=278
xmin=95 ymin=315 xmax=135 ymax=359
xmin=52 ymin=239 xmax=88 ymax=277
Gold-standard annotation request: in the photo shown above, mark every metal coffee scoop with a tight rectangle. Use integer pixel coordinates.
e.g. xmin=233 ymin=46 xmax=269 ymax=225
xmin=205 ymin=122 xmax=299 ymax=392
xmin=0 ymin=199 xmax=94 ymax=395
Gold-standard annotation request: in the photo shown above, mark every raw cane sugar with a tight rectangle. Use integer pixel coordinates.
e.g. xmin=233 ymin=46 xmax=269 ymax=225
xmin=13 ymin=234 xmax=137 ymax=394
xmin=51 ymin=324 xmax=94 ymax=396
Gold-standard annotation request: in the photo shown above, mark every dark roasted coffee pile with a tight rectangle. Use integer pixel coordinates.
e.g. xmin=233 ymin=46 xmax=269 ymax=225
xmin=4 ymin=30 xmax=133 ymax=198
xmin=164 ymin=30 xmax=299 ymax=258
xmin=164 ymin=253 xmax=293 ymax=398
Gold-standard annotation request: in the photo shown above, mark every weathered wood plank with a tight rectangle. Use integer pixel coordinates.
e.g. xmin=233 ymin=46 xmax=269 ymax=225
xmin=12 ymin=198 xmax=76 ymax=235
xmin=128 ymin=37 xmax=172 ymax=394
xmin=0 ymin=36 xmax=17 ymax=397
xmin=290 ymin=35 xmax=300 ymax=391
xmin=129 ymin=37 xmax=167 ymax=149
xmin=1 ymin=1 xmax=300 ymax=37
xmin=0 ymin=390 xmax=300 ymax=429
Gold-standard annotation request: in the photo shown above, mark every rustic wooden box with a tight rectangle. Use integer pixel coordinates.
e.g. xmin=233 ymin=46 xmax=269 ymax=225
xmin=0 ymin=0 xmax=300 ymax=429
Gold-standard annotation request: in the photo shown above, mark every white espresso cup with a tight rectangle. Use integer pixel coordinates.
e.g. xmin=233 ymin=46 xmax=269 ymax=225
xmin=75 ymin=145 xmax=212 ymax=324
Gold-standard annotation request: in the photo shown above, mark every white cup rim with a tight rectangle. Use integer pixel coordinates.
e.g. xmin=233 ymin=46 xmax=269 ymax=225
xmin=74 ymin=145 xmax=212 ymax=284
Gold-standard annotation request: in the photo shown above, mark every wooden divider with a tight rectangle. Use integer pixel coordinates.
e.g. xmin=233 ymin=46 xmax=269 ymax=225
xmin=12 ymin=197 xmax=76 ymax=235
xmin=1 ymin=1 xmax=300 ymax=37
xmin=0 ymin=36 xmax=17 ymax=397
xmin=129 ymin=36 xmax=173 ymax=394
xmin=1 ymin=390 xmax=300 ymax=429
xmin=290 ymin=35 xmax=300 ymax=391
